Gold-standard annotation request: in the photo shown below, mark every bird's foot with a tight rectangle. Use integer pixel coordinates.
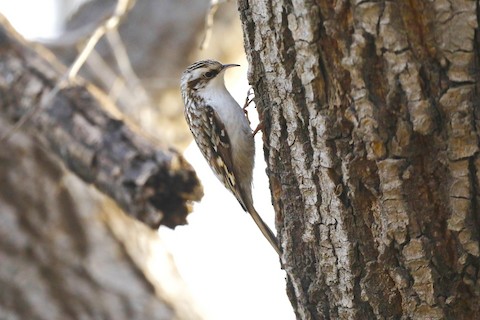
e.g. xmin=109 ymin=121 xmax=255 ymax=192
xmin=243 ymin=87 xmax=255 ymax=123
xmin=252 ymin=121 xmax=264 ymax=137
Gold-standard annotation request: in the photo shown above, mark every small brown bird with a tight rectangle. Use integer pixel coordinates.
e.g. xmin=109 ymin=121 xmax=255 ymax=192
xmin=180 ymin=60 xmax=280 ymax=255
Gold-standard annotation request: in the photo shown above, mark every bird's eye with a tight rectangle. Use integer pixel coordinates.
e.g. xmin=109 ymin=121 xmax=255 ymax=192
xmin=204 ymin=71 xmax=215 ymax=78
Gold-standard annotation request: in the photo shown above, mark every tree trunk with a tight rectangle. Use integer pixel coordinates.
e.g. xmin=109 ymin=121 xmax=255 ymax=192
xmin=0 ymin=14 xmax=204 ymax=320
xmin=0 ymin=118 xmax=204 ymax=320
xmin=238 ymin=0 xmax=480 ymax=319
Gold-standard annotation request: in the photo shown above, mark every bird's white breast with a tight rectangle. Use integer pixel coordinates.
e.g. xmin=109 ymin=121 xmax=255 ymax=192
xmin=200 ymin=84 xmax=252 ymax=142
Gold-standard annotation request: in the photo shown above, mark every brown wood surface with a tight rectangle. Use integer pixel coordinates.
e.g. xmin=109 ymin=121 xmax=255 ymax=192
xmin=238 ymin=0 xmax=480 ymax=318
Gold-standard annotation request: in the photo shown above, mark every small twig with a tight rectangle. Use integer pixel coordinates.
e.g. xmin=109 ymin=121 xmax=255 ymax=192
xmin=84 ymin=49 xmax=121 ymax=97
xmin=106 ymin=30 xmax=136 ymax=82
xmin=0 ymin=0 xmax=135 ymax=144
xmin=106 ymin=29 xmax=153 ymax=109
xmin=84 ymin=49 xmax=128 ymax=107
xmin=199 ymin=0 xmax=228 ymax=50
xmin=68 ymin=0 xmax=134 ymax=81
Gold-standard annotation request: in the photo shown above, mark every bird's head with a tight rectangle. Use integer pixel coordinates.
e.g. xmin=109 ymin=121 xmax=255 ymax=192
xmin=180 ymin=60 xmax=240 ymax=93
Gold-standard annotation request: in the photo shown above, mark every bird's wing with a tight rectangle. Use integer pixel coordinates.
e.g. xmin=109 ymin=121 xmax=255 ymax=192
xmin=187 ymin=105 xmax=281 ymax=254
xmin=190 ymin=105 xmax=247 ymax=210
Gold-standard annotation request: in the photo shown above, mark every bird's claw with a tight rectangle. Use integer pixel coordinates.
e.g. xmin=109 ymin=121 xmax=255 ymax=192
xmin=252 ymin=121 xmax=264 ymax=137
xmin=243 ymin=87 xmax=255 ymax=123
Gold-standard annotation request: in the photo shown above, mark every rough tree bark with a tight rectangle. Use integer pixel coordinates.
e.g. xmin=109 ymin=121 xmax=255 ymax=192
xmin=238 ymin=0 xmax=480 ymax=319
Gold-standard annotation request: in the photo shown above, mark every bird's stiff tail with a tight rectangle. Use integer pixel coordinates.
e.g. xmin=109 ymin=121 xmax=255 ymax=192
xmin=247 ymin=205 xmax=281 ymax=256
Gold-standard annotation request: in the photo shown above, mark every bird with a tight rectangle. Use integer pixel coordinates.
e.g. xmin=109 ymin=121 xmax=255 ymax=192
xmin=180 ymin=59 xmax=281 ymax=255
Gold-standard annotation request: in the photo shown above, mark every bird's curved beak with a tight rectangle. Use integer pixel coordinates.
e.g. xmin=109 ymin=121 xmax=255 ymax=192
xmin=222 ymin=63 xmax=240 ymax=70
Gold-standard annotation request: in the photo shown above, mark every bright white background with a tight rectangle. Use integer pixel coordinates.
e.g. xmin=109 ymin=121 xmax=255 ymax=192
xmin=0 ymin=3 xmax=295 ymax=319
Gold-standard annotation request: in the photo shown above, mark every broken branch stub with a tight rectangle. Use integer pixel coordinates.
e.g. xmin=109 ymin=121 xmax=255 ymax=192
xmin=0 ymin=15 xmax=203 ymax=228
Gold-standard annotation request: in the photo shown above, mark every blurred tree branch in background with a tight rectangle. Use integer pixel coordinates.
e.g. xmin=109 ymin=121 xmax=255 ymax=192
xmin=44 ymin=0 xmax=219 ymax=148
xmin=0 ymin=14 xmax=203 ymax=229
xmin=0 ymin=0 xmax=253 ymax=318
xmin=0 ymin=0 xmax=210 ymax=316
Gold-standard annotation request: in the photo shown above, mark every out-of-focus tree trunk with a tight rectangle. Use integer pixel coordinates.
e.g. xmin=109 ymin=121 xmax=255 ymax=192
xmin=0 ymin=119 xmax=204 ymax=320
xmin=0 ymin=16 xmax=203 ymax=229
xmin=238 ymin=0 xmax=480 ymax=319
xmin=0 ymin=14 xmax=204 ymax=320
